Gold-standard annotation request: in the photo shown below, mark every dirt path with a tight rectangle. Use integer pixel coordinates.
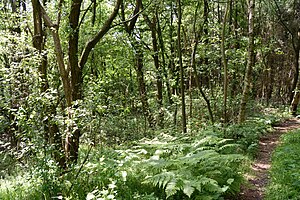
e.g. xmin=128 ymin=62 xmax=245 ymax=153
xmin=237 ymin=118 xmax=300 ymax=200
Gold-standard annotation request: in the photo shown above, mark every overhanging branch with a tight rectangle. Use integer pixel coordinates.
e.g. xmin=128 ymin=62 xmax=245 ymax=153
xmin=79 ymin=0 xmax=122 ymax=69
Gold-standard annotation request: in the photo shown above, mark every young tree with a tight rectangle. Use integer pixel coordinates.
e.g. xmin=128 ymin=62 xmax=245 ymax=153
xmin=190 ymin=0 xmax=214 ymax=123
xmin=177 ymin=0 xmax=187 ymax=133
xmin=143 ymin=6 xmax=164 ymax=128
xmin=221 ymin=0 xmax=232 ymax=124
xmin=238 ymin=0 xmax=255 ymax=123
xmin=31 ymin=0 xmax=65 ymax=166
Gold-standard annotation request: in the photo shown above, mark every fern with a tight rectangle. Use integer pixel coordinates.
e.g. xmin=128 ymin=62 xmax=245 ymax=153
xmin=165 ymin=178 xmax=178 ymax=198
xmin=118 ymin=131 xmax=247 ymax=199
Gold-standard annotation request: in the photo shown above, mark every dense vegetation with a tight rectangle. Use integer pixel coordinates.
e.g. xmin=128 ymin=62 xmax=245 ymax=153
xmin=0 ymin=0 xmax=300 ymax=199
xmin=0 ymin=110 xmax=288 ymax=199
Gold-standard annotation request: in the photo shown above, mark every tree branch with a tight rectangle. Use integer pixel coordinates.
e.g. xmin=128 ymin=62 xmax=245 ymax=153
xmin=113 ymin=1 xmax=151 ymax=30
xmin=37 ymin=0 xmax=72 ymax=106
xmin=78 ymin=1 xmax=93 ymax=29
xmin=39 ymin=1 xmax=57 ymax=28
xmin=272 ymin=0 xmax=294 ymax=36
xmin=79 ymin=0 xmax=122 ymax=69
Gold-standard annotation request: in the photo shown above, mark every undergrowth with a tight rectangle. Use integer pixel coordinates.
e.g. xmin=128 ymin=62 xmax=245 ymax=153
xmin=265 ymin=129 xmax=300 ymax=200
xmin=0 ymin=132 xmax=247 ymax=200
xmin=0 ymin=109 xmax=288 ymax=199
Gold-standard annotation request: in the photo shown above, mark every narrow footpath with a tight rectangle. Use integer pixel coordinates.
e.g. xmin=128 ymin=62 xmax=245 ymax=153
xmin=238 ymin=118 xmax=300 ymax=200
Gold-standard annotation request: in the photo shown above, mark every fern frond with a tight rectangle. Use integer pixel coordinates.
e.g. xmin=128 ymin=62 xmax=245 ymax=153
xmin=144 ymin=171 xmax=175 ymax=188
xmin=165 ymin=178 xmax=179 ymax=198
xmin=182 ymin=180 xmax=195 ymax=198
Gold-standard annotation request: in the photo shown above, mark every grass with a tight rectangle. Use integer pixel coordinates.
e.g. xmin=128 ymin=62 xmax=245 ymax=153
xmin=265 ymin=129 xmax=300 ymax=200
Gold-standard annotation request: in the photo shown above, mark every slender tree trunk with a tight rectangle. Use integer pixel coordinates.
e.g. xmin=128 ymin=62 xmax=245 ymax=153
xmin=189 ymin=68 xmax=193 ymax=118
xmin=290 ymin=47 xmax=300 ymax=115
xmin=177 ymin=0 xmax=187 ymax=133
xmin=156 ymin=10 xmax=173 ymax=105
xmin=238 ymin=0 xmax=255 ymax=123
xmin=144 ymin=13 xmax=164 ymax=127
xmin=168 ymin=1 xmax=178 ymax=125
xmin=190 ymin=0 xmax=214 ymax=124
xmin=121 ymin=0 xmax=154 ymax=128
xmin=290 ymin=47 xmax=300 ymax=103
xmin=191 ymin=41 xmax=214 ymax=124
xmin=135 ymin=46 xmax=155 ymax=128
xmin=221 ymin=0 xmax=231 ymax=124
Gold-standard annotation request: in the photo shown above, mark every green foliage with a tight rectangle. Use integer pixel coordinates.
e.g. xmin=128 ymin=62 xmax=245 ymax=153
xmin=0 ymin=0 xmax=295 ymax=199
xmin=1 ymin=104 xmax=286 ymax=200
xmin=225 ymin=121 xmax=270 ymax=156
xmin=116 ymin=132 xmax=246 ymax=199
xmin=223 ymin=106 xmax=288 ymax=157
xmin=0 ymin=129 xmax=247 ymax=200
xmin=265 ymin=129 xmax=300 ymax=200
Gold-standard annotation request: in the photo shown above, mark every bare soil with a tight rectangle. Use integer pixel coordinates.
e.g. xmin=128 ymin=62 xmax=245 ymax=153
xmin=237 ymin=118 xmax=300 ymax=200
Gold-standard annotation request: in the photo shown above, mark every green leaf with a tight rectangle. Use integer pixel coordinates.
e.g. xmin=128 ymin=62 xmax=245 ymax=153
xmin=183 ymin=181 xmax=195 ymax=197
xmin=227 ymin=178 xmax=234 ymax=185
xmin=165 ymin=179 xmax=178 ymax=198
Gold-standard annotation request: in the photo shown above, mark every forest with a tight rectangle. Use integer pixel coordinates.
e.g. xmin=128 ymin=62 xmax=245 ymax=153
xmin=1 ymin=0 xmax=300 ymax=199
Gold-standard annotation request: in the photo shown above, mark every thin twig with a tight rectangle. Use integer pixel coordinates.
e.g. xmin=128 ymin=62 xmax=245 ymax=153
xmin=67 ymin=144 xmax=93 ymax=196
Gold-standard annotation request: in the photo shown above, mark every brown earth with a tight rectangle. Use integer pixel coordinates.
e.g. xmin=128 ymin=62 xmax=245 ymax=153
xmin=237 ymin=118 xmax=300 ymax=200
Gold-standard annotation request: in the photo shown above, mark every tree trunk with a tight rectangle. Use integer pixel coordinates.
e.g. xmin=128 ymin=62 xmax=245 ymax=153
xmin=290 ymin=49 xmax=300 ymax=116
xmin=37 ymin=0 xmax=122 ymax=165
xmin=156 ymin=10 xmax=173 ymax=106
xmin=31 ymin=0 xmax=65 ymax=167
xmin=168 ymin=2 xmax=179 ymax=125
xmin=290 ymin=47 xmax=300 ymax=103
xmin=221 ymin=0 xmax=231 ymax=124
xmin=238 ymin=0 xmax=255 ymax=123
xmin=144 ymin=13 xmax=164 ymax=127
xmin=190 ymin=0 xmax=214 ymax=124
xmin=191 ymin=41 xmax=214 ymax=124
xmin=291 ymin=88 xmax=300 ymax=115
xmin=121 ymin=1 xmax=155 ymax=129
xmin=135 ymin=46 xmax=155 ymax=128
xmin=64 ymin=0 xmax=83 ymax=163
xmin=177 ymin=0 xmax=187 ymax=133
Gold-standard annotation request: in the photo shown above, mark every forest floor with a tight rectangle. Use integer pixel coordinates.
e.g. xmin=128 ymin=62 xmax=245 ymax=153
xmin=237 ymin=118 xmax=300 ymax=200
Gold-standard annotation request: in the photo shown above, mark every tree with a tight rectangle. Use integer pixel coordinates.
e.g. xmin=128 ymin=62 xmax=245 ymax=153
xmin=221 ymin=0 xmax=232 ymax=124
xmin=33 ymin=0 xmax=122 ymax=164
xmin=143 ymin=5 xmax=164 ymax=128
xmin=31 ymin=0 xmax=65 ymax=166
xmin=271 ymin=1 xmax=300 ymax=114
xmin=238 ymin=0 xmax=255 ymax=123
xmin=121 ymin=0 xmax=155 ymax=128
xmin=177 ymin=0 xmax=187 ymax=133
